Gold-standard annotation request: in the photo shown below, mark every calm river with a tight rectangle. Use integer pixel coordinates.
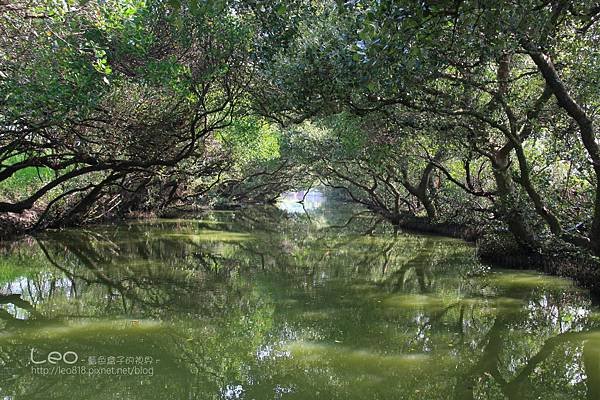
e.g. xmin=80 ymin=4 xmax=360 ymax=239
xmin=0 ymin=200 xmax=599 ymax=399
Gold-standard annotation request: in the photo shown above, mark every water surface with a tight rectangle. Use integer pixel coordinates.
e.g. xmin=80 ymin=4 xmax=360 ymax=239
xmin=0 ymin=204 xmax=599 ymax=399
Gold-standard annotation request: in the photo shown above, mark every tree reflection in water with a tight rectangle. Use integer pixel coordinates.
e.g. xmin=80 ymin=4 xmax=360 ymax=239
xmin=0 ymin=204 xmax=599 ymax=399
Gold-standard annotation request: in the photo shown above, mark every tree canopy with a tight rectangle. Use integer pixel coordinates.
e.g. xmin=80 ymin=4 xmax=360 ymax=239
xmin=1 ymin=0 xmax=600 ymax=264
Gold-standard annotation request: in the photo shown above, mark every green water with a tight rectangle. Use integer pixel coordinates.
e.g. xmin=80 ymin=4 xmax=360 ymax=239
xmin=1 ymin=205 xmax=599 ymax=399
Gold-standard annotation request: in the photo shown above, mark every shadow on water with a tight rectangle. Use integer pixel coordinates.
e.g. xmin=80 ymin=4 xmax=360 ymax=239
xmin=0 ymin=201 xmax=599 ymax=399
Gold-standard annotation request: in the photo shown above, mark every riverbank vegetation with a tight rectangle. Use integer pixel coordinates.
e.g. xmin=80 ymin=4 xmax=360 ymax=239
xmin=1 ymin=1 xmax=600 ymax=287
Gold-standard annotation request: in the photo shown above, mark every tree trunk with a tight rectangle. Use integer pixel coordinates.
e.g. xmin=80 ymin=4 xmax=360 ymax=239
xmin=492 ymin=153 xmax=537 ymax=249
xmin=418 ymin=160 xmax=438 ymax=221
xmin=523 ymin=41 xmax=600 ymax=255
xmin=400 ymin=154 xmax=441 ymax=221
